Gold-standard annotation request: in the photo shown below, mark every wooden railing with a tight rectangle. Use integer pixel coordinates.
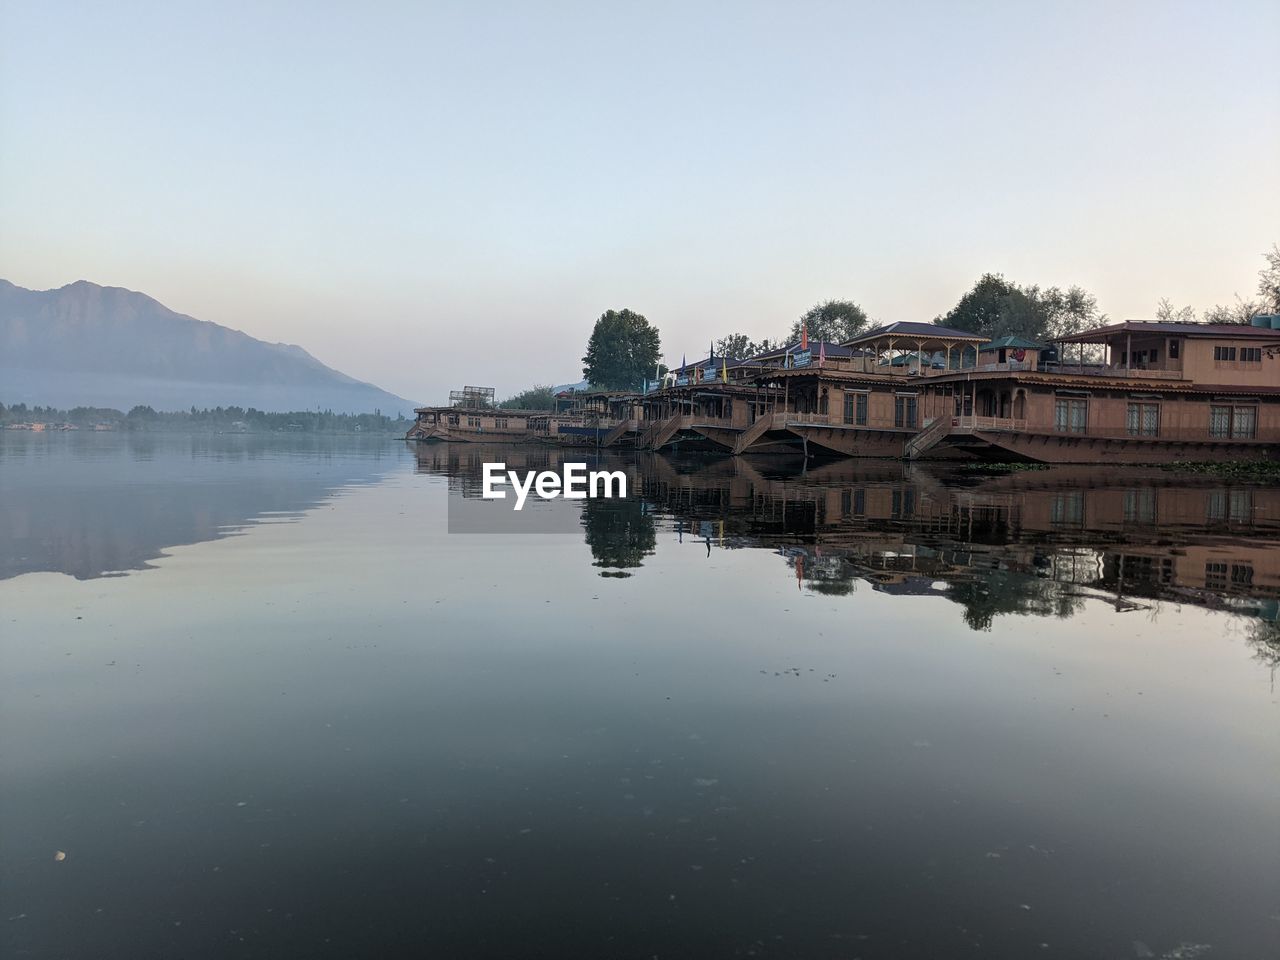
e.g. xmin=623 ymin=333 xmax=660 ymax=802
xmin=953 ymin=416 xmax=1028 ymax=433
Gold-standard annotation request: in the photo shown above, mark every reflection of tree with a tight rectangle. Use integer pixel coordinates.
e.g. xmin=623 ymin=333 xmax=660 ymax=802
xmin=1246 ymin=619 xmax=1280 ymax=670
xmin=581 ymin=496 xmax=656 ymax=577
xmin=947 ymin=571 xmax=1084 ymax=632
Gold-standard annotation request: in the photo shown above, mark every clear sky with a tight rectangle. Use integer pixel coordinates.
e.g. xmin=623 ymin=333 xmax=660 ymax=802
xmin=2 ymin=0 xmax=1277 ymax=401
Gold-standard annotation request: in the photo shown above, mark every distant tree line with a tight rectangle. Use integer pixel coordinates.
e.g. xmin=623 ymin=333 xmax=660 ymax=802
xmin=0 ymin=402 xmax=412 ymax=434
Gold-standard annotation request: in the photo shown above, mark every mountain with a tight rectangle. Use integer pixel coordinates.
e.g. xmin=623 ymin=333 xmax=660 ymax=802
xmin=0 ymin=280 xmax=420 ymax=414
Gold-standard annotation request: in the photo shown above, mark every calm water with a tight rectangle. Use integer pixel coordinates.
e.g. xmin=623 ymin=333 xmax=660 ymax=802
xmin=2 ymin=434 xmax=1277 ymax=959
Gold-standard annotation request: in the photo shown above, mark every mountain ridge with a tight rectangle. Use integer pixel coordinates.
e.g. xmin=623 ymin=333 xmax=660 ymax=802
xmin=0 ymin=279 xmax=420 ymax=414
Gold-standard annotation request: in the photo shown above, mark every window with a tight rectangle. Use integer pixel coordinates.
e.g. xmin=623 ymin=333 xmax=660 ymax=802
xmin=1050 ymin=492 xmax=1084 ymax=525
xmin=1169 ymin=340 xmax=1180 ymax=359
xmin=891 ymin=488 xmax=915 ymax=519
xmin=1209 ymin=490 xmax=1253 ymax=523
xmin=894 ymin=395 xmax=917 ymax=428
xmin=447 ymin=414 xmax=460 ymax=426
xmin=1204 ymin=562 xmax=1228 ymax=590
xmin=494 ymin=418 xmax=508 ymax=429
xmin=1055 ymin=398 xmax=1088 ymax=433
xmin=467 ymin=417 xmax=481 ymax=428
xmin=1214 ymin=346 xmax=1237 ymax=362
xmin=1126 ymin=402 xmax=1159 ymax=437
xmin=1210 ymin=405 xmax=1257 ymax=439
xmin=1147 ymin=349 xmax=1158 ymax=363
xmin=1241 ymin=347 xmax=1261 ymax=363
xmin=843 ymin=393 xmax=868 ymax=425
xmin=1123 ymin=489 xmax=1157 ymax=523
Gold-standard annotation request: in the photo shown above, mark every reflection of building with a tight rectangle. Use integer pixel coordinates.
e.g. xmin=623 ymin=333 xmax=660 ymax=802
xmin=411 ymin=442 xmax=1280 ymax=625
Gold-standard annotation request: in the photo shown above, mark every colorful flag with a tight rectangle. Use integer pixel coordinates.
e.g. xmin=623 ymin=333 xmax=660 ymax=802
xmin=818 ymin=342 xmax=826 ymax=367
xmin=800 ymin=321 xmax=809 ymax=352
xmin=721 ymin=357 xmax=728 ymax=383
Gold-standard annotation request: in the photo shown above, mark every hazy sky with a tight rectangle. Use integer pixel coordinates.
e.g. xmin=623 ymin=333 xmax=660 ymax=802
xmin=3 ymin=1 xmax=1277 ymax=401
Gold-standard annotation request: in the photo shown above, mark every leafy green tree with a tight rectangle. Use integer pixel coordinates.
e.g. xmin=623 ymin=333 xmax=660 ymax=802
xmin=582 ymin=308 xmax=662 ymax=391
xmin=1039 ymin=285 xmax=1105 ymax=338
xmin=938 ymin=275 xmax=1104 ymax=342
xmin=937 ymin=274 xmax=1047 ymax=339
xmin=789 ymin=299 xmax=869 ymax=344
xmin=499 ymin=384 xmax=556 ymax=409
xmin=715 ymin=333 xmax=756 ymax=359
xmin=714 ymin=334 xmax=779 ymax=359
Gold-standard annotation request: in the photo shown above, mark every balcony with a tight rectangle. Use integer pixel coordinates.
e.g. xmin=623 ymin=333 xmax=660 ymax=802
xmin=1039 ymin=363 xmax=1185 ymax=380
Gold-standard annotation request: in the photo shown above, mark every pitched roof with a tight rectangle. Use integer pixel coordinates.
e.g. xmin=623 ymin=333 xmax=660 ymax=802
xmin=1055 ymin=320 xmax=1280 ymax=343
xmin=746 ymin=340 xmax=855 ymax=362
xmin=844 ymin=321 xmax=988 ymax=346
xmin=982 ymin=336 xmax=1047 ymax=350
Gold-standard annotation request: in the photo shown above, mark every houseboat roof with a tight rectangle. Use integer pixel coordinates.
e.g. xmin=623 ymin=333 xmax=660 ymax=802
xmin=413 ymin=405 xmax=547 ymax=416
xmin=981 ymin=336 xmax=1047 ymax=351
xmin=1054 ymin=321 xmax=1280 ymax=343
xmin=844 ymin=322 xmax=988 ymax=347
xmin=746 ymin=340 xmax=856 ymax=362
xmin=670 ymin=355 xmax=752 ymax=374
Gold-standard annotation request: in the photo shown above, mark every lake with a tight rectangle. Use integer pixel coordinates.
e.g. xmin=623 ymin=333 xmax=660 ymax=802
xmin=2 ymin=433 xmax=1277 ymax=959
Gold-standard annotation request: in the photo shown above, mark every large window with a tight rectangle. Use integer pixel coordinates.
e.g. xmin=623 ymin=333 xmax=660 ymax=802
xmin=1126 ymin=402 xmax=1160 ymax=437
xmin=1209 ymin=404 xmax=1256 ymax=439
xmin=843 ymin=392 xmax=867 ymax=426
xmin=1241 ymin=347 xmax=1262 ymax=363
xmin=894 ymin=395 xmax=917 ymax=428
xmin=1054 ymin=397 xmax=1088 ymax=434
xmin=1214 ymin=346 xmax=1237 ymax=362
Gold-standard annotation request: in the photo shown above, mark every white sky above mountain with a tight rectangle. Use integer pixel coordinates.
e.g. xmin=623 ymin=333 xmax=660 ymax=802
xmin=2 ymin=1 xmax=1277 ymax=401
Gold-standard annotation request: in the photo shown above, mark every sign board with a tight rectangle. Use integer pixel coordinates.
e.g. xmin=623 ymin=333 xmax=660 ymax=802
xmin=792 ymin=350 xmax=812 ymax=368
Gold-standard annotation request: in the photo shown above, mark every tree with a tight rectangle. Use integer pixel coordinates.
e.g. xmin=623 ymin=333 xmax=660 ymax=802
xmin=789 ymin=299 xmax=869 ymax=344
xmin=1039 ymin=285 xmax=1106 ymax=339
xmin=1156 ymin=298 xmax=1198 ymax=324
xmin=1257 ymin=243 xmax=1280 ymax=314
xmin=582 ymin=309 xmax=662 ymax=391
xmin=1202 ymin=296 xmax=1261 ymax=325
xmin=714 ymin=333 xmax=755 ymax=359
xmin=714 ymin=334 xmax=780 ymax=359
xmin=937 ymin=274 xmax=1048 ymax=340
xmin=500 ymin=384 xmax=556 ymax=409
xmin=938 ymin=275 xmax=1105 ymax=342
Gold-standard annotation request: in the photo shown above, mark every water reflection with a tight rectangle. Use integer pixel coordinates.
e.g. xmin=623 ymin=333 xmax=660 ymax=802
xmin=4 ymin=437 xmax=1277 ymax=958
xmin=414 ymin=443 xmax=1280 ymax=635
xmin=0 ymin=432 xmax=400 ymax=580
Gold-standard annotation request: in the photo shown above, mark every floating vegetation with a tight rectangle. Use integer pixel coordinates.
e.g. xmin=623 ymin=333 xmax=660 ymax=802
xmin=1159 ymin=460 xmax=1280 ymax=481
xmin=958 ymin=462 xmax=1050 ymax=473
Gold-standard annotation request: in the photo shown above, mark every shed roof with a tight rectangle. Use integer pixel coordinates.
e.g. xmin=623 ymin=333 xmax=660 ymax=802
xmin=981 ymin=336 xmax=1048 ymax=351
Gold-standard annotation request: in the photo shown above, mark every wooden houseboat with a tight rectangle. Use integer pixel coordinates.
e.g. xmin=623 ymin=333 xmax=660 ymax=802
xmin=406 ymin=406 xmax=550 ymax=442
xmin=610 ymin=319 xmax=1279 ymax=462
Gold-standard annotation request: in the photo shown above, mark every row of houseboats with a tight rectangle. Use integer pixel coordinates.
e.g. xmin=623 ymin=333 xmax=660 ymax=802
xmin=406 ymin=318 xmax=1280 ymax=464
